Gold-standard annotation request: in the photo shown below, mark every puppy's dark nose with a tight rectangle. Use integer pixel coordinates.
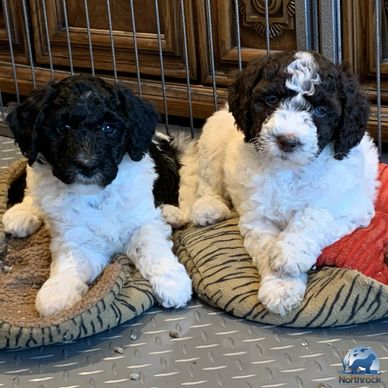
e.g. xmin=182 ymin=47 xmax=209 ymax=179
xmin=276 ymin=135 xmax=300 ymax=152
xmin=75 ymin=159 xmax=99 ymax=176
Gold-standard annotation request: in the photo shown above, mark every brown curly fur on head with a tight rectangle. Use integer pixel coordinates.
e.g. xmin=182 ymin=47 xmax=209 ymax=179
xmin=228 ymin=50 xmax=370 ymax=160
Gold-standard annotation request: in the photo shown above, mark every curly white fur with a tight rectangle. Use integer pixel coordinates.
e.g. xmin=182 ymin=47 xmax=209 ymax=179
xmin=3 ymin=154 xmax=192 ymax=316
xmin=173 ymin=106 xmax=379 ymax=316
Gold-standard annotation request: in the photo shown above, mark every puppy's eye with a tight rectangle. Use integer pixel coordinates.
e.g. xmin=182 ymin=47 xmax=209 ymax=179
xmin=313 ymin=107 xmax=327 ymax=117
xmin=58 ymin=124 xmax=71 ymax=132
xmin=264 ymin=95 xmax=279 ymax=106
xmin=101 ymin=124 xmax=116 ymax=135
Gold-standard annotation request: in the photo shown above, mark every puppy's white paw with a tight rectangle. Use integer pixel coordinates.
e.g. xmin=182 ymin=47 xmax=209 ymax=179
xmin=160 ymin=205 xmax=187 ymax=229
xmin=35 ymin=275 xmax=89 ymax=317
xmin=269 ymin=238 xmax=314 ymax=276
xmin=191 ymin=196 xmax=230 ymax=226
xmin=258 ymin=275 xmax=306 ymax=316
xmin=150 ymin=262 xmax=192 ymax=308
xmin=3 ymin=204 xmax=42 ymax=238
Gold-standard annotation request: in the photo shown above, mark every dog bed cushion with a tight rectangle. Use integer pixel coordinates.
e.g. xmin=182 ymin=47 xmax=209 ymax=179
xmin=173 ymin=165 xmax=388 ymax=327
xmin=0 ymin=159 xmax=155 ymax=350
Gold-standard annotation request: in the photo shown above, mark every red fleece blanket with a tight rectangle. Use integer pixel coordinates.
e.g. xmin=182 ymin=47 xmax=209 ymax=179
xmin=317 ymin=164 xmax=388 ymax=284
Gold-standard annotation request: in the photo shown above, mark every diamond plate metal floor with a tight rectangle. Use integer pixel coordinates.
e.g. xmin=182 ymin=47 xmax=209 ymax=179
xmin=0 ymin=136 xmax=387 ymax=388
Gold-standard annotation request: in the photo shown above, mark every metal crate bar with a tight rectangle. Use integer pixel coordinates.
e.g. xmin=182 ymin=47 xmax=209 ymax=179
xmin=180 ymin=0 xmax=194 ymax=135
xmin=62 ymin=0 xmax=74 ymax=75
xmin=205 ymin=0 xmax=217 ymax=111
xmin=155 ymin=0 xmax=169 ymax=133
xmin=129 ymin=0 xmax=142 ymax=99
xmin=295 ymin=0 xmax=313 ymax=51
xmin=41 ymin=0 xmax=55 ymax=77
xmin=84 ymin=0 xmax=96 ymax=76
xmin=106 ymin=0 xmax=118 ymax=82
xmin=264 ymin=0 xmax=271 ymax=53
xmin=375 ymin=0 xmax=382 ymax=156
xmin=319 ymin=0 xmax=342 ymax=63
xmin=233 ymin=0 xmax=242 ymax=71
xmin=22 ymin=0 xmax=36 ymax=88
xmin=2 ymin=0 xmax=20 ymax=103
xmin=312 ymin=0 xmax=319 ymax=51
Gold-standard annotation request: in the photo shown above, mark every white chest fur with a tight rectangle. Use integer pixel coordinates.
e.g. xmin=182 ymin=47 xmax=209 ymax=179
xmin=27 ymin=154 xmax=159 ymax=252
xmin=224 ymin=131 xmax=378 ymax=228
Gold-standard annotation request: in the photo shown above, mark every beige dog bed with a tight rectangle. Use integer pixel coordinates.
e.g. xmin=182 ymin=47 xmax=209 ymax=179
xmin=0 ymin=159 xmax=155 ymax=350
xmin=173 ymin=218 xmax=388 ymax=327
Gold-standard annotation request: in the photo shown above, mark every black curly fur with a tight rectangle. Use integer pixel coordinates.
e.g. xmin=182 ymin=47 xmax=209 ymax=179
xmin=115 ymin=82 xmax=159 ymax=162
xmin=5 ymin=75 xmax=167 ymax=190
xmin=150 ymin=136 xmax=180 ymax=206
xmin=227 ymin=50 xmax=369 ymax=160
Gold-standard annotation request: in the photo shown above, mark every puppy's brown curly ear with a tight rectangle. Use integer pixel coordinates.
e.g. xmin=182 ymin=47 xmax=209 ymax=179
xmin=334 ymin=66 xmax=370 ymax=160
xmin=115 ymin=83 xmax=159 ymax=162
xmin=228 ymin=56 xmax=266 ymax=141
xmin=6 ymin=84 xmax=56 ymax=165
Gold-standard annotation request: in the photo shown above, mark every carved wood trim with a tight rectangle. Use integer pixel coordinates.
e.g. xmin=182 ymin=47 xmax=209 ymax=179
xmin=196 ymin=0 xmax=296 ymax=88
xmin=239 ymin=0 xmax=295 ymax=39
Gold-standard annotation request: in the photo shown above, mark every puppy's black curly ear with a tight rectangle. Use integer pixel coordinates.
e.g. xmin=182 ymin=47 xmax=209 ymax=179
xmin=334 ymin=66 xmax=370 ymax=160
xmin=228 ymin=56 xmax=266 ymax=141
xmin=6 ymin=84 xmax=56 ymax=165
xmin=116 ymin=84 xmax=159 ymax=161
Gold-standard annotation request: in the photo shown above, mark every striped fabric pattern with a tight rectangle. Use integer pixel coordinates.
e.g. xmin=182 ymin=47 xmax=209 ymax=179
xmin=0 ymin=159 xmax=155 ymax=350
xmin=173 ymin=218 xmax=388 ymax=327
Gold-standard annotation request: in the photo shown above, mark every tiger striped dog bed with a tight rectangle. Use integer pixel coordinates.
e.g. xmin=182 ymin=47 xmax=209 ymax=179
xmin=173 ymin=217 xmax=388 ymax=327
xmin=0 ymin=159 xmax=155 ymax=350
xmin=1 ymin=159 xmax=387 ymax=351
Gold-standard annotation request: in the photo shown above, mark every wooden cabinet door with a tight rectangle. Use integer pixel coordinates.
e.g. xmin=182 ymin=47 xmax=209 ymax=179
xmin=342 ymin=0 xmax=388 ymax=140
xmin=195 ymin=0 xmax=297 ymax=89
xmin=29 ymin=0 xmax=197 ymax=82
xmin=0 ymin=1 xmax=30 ymax=64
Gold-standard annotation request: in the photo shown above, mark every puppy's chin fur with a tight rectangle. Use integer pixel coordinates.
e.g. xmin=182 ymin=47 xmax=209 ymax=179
xmin=69 ymin=183 xmax=103 ymax=195
xmin=74 ymin=171 xmax=112 ymax=190
xmin=254 ymin=144 xmax=317 ymax=169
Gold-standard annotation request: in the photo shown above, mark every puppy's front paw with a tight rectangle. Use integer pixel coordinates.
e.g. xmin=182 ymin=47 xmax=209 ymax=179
xmin=191 ymin=196 xmax=230 ymax=226
xmin=3 ymin=204 xmax=42 ymax=238
xmin=35 ymin=275 xmax=89 ymax=317
xmin=150 ymin=262 xmax=192 ymax=308
xmin=269 ymin=238 xmax=314 ymax=276
xmin=258 ymin=275 xmax=306 ymax=316
xmin=160 ymin=205 xmax=187 ymax=229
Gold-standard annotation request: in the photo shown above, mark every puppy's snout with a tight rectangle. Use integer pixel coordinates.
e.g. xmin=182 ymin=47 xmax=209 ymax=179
xmin=75 ymin=159 xmax=99 ymax=176
xmin=276 ymin=135 xmax=300 ymax=153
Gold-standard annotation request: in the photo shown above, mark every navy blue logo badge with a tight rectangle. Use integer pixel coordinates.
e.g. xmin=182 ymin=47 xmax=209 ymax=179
xmin=338 ymin=346 xmax=382 ymax=384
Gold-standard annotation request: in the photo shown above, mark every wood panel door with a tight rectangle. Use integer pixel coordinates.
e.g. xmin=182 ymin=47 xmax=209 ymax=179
xmin=196 ymin=0 xmax=298 ymax=88
xmin=0 ymin=1 xmax=29 ymax=64
xmin=29 ymin=0 xmax=197 ymax=83
xmin=342 ymin=0 xmax=388 ymax=140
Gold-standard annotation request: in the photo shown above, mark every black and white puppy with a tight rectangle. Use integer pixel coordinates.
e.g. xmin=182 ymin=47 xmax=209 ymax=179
xmin=168 ymin=50 xmax=379 ymax=315
xmin=3 ymin=75 xmax=192 ymax=317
